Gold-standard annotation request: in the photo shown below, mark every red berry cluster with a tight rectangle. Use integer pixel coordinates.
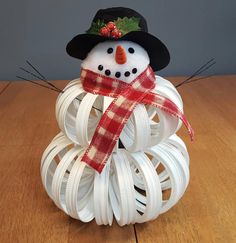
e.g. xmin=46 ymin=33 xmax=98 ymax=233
xmin=99 ymin=22 xmax=122 ymax=39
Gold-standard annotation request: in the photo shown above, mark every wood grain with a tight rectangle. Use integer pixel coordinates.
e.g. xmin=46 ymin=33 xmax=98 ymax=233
xmin=0 ymin=81 xmax=10 ymax=94
xmin=0 ymin=76 xmax=235 ymax=243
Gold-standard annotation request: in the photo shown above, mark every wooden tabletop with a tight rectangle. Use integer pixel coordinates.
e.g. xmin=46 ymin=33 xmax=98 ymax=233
xmin=0 ymin=76 xmax=235 ymax=243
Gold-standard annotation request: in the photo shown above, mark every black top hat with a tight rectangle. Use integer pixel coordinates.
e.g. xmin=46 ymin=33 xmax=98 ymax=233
xmin=66 ymin=7 xmax=170 ymax=71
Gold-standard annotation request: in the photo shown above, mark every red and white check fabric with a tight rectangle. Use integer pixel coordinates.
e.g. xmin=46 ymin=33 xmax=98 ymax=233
xmin=80 ymin=65 xmax=194 ymax=173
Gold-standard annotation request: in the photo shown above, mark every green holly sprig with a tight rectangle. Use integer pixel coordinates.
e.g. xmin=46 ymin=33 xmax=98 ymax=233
xmin=86 ymin=17 xmax=141 ymax=37
xmin=86 ymin=19 xmax=106 ymax=35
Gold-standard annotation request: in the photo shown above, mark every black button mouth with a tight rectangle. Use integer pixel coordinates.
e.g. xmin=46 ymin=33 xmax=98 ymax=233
xmin=115 ymin=72 xmax=121 ymax=78
xmin=98 ymin=66 xmax=139 ymax=79
xmin=98 ymin=65 xmax=103 ymax=71
xmin=124 ymin=71 xmax=130 ymax=77
xmin=105 ymin=69 xmax=111 ymax=76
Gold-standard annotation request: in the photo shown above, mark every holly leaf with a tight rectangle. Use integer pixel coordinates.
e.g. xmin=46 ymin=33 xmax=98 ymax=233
xmin=86 ymin=19 xmax=105 ymax=35
xmin=114 ymin=17 xmax=141 ymax=35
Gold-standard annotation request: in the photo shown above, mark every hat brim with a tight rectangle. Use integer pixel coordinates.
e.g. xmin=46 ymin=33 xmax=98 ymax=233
xmin=66 ymin=31 xmax=170 ymax=71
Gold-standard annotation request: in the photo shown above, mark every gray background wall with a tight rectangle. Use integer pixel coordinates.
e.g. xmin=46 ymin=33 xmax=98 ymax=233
xmin=0 ymin=0 xmax=235 ymax=81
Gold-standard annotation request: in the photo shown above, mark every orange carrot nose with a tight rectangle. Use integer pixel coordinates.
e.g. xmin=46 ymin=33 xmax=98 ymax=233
xmin=115 ymin=45 xmax=127 ymax=64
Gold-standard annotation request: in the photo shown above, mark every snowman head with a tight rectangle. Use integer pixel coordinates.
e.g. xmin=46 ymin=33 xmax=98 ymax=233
xmin=67 ymin=7 xmax=170 ymax=76
xmin=81 ymin=40 xmax=150 ymax=83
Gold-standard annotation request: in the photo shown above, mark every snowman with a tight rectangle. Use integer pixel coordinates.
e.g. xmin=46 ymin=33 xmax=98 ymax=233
xmin=41 ymin=7 xmax=193 ymax=226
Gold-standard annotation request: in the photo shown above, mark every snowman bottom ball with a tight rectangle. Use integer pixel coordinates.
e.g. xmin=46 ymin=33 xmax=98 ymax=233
xmin=41 ymin=133 xmax=189 ymax=226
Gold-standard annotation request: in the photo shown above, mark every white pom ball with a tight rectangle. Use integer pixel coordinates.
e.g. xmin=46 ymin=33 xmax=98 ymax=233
xmin=81 ymin=41 xmax=150 ymax=83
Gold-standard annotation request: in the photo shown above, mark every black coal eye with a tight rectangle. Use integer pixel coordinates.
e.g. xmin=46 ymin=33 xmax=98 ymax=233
xmin=128 ymin=47 xmax=135 ymax=54
xmin=124 ymin=71 xmax=130 ymax=77
xmin=105 ymin=69 xmax=111 ymax=76
xmin=132 ymin=68 xmax=137 ymax=74
xmin=98 ymin=65 xmax=103 ymax=71
xmin=107 ymin=48 xmax=113 ymax=54
xmin=115 ymin=72 xmax=121 ymax=78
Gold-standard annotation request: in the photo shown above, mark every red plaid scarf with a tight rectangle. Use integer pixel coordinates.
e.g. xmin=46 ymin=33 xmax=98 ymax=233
xmin=80 ymin=66 xmax=194 ymax=173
